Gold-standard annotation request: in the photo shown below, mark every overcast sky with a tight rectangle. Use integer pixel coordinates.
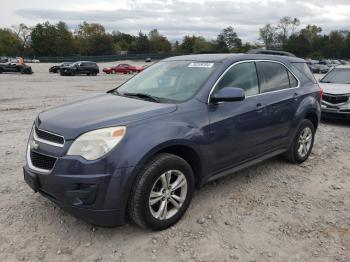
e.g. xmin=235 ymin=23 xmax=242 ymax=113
xmin=2 ymin=0 xmax=350 ymax=42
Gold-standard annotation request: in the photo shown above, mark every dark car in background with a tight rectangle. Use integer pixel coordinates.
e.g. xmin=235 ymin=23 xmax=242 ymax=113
xmin=0 ymin=57 xmax=9 ymax=63
xmin=316 ymin=63 xmax=330 ymax=74
xmin=60 ymin=61 xmax=99 ymax=76
xmin=319 ymin=65 xmax=350 ymax=120
xmin=0 ymin=62 xmax=33 ymax=74
xmin=24 ymin=54 xmax=321 ymax=230
xmin=319 ymin=59 xmax=333 ymax=69
xmin=307 ymin=60 xmax=320 ymax=73
xmin=103 ymin=64 xmax=145 ymax=74
xmin=49 ymin=62 xmax=72 ymax=73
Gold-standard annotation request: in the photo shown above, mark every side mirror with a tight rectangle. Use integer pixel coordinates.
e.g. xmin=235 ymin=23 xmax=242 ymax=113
xmin=211 ymin=87 xmax=245 ymax=103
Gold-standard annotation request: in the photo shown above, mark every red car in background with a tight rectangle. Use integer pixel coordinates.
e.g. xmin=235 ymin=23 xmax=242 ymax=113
xmin=103 ymin=64 xmax=144 ymax=74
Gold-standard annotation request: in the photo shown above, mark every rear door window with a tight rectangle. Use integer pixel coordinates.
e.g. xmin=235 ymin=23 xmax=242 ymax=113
xmin=256 ymin=61 xmax=291 ymax=93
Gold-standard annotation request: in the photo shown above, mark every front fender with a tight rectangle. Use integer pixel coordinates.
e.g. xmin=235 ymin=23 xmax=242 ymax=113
xmin=117 ymin=119 xmax=207 ymax=169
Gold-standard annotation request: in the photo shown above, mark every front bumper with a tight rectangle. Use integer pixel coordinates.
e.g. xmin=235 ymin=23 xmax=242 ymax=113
xmin=321 ymin=105 xmax=350 ymax=120
xmin=23 ymin=165 xmax=135 ymax=227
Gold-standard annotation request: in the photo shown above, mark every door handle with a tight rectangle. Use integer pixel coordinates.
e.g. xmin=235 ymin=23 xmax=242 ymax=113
xmin=255 ymin=103 xmax=265 ymax=112
xmin=293 ymin=92 xmax=299 ymax=101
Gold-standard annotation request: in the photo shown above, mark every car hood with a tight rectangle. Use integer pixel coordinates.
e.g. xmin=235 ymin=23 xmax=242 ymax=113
xmin=320 ymin=83 xmax=350 ymax=95
xmin=37 ymin=93 xmax=177 ymax=140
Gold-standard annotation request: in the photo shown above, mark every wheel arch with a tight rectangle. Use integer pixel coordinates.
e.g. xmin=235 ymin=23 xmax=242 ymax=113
xmin=304 ymin=111 xmax=319 ymax=130
xmin=131 ymin=141 xmax=204 ymax=190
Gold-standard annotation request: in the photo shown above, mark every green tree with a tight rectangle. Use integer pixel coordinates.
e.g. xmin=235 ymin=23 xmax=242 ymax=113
xmin=284 ymin=24 xmax=324 ymax=58
xmin=31 ymin=22 xmax=59 ymax=56
xmin=215 ymin=34 xmax=229 ymax=53
xmin=31 ymin=21 xmax=75 ymax=56
xmin=277 ymin=16 xmax=300 ymax=45
xmin=148 ymin=29 xmax=171 ymax=53
xmin=179 ymin=35 xmax=197 ymax=53
xmin=259 ymin=24 xmax=278 ymax=49
xmin=129 ymin=32 xmax=150 ymax=53
xmin=75 ymin=22 xmax=115 ymax=55
xmin=192 ymin=36 xmax=212 ymax=53
xmin=0 ymin=28 xmax=21 ymax=56
xmin=219 ymin=26 xmax=242 ymax=51
xmin=55 ymin=22 xmax=74 ymax=56
xmin=112 ymin=31 xmax=135 ymax=51
xmin=12 ymin=23 xmax=32 ymax=54
xmin=284 ymin=33 xmax=312 ymax=57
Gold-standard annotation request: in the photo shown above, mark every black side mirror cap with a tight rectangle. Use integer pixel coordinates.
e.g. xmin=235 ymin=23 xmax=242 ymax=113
xmin=211 ymin=87 xmax=245 ymax=103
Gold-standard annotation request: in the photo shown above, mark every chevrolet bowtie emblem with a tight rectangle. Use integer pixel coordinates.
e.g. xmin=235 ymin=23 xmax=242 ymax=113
xmin=30 ymin=140 xmax=39 ymax=150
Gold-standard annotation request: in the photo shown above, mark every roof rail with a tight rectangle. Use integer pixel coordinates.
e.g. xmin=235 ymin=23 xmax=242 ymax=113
xmin=247 ymin=49 xmax=296 ymax=57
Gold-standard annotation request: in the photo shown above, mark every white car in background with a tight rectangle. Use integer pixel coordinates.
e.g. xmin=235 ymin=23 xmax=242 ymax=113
xmin=319 ymin=65 xmax=350 ymax=120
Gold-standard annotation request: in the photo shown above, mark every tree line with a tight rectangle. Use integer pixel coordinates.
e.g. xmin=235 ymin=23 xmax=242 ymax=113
xmin=0 ymin=18 xmax=350 ymax=59
xmin=259 ymin=17 xmax=350 ymax=59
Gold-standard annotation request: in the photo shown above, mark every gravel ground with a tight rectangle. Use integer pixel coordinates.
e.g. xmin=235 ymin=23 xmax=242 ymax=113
xmin=0 ymin=62 xmax=349 ymax=262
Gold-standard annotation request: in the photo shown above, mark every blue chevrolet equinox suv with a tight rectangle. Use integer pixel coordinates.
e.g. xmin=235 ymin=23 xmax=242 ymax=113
xmin=24 ymin=54 xmax=322 ymax=230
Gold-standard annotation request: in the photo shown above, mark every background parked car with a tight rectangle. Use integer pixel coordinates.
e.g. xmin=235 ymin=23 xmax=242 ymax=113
xmin=1 ymin=57 xmax=9 ymax=63
xmin=0 ymin=62 xmax=33 ymax=74
xmin=306 ymin=61 xmax=320 ymax=73
xmin=315 ymin=63 xmax=330 ymax=74
xmin=60 ymin=61 xmax=99 ymax=76
xmin=49 ymin=62 xmax=72 ymax=73
xmin=103 ymin=64 xmax=144 ymax=74
xmin=319 ymin=59 xmax=333 ymax=68
xmin=319 ymin=65 xmax=350 ymax=120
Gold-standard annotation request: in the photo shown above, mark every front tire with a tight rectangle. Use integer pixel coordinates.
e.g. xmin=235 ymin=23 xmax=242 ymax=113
xmin=284 ymin=119 xmax=315 ymax=164
xmin=129 ymin=153 xmax=194 ymax=230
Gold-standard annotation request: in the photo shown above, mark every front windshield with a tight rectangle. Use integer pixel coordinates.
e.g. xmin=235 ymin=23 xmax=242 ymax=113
xmin=116 ymin=61 xmax=219 ymax=102
xmin=320 ymin=69 xmax=350 ymax=84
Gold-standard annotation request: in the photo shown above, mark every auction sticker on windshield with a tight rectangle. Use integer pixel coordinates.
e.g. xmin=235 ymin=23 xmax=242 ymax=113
xmin=188 ymin=63 xmax=214 ymax=68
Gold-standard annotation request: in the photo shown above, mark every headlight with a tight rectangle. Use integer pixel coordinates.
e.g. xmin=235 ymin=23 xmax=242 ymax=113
xmin=67 ymin=126 xmax=126 ymax=160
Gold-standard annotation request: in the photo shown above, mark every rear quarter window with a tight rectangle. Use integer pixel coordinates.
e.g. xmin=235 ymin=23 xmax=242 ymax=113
xmin=292 ymin=62 xmax=317 ymax=83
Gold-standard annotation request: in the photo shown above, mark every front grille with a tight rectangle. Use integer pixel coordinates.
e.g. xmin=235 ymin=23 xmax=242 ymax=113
xmin=35 ymin=126 xmax=64 ymax=145
xmin=30 ymin=150 xmax=56 ymax=170
xmin=323 ymin=94 xmax=349 ymax=105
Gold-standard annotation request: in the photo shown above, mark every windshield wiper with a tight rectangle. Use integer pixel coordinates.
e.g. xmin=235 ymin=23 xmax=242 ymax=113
xmin=122 ymin=92 xmax=160 ymax=103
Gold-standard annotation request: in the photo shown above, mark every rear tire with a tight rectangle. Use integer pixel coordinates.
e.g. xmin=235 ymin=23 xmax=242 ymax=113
xmin=129 ymin=153 xmax=194 ymax=230
xmin=284 ymin=119 xmax=315 ymax=164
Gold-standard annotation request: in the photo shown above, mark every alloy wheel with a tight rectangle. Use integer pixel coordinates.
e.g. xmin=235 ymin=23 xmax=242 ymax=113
xmin=297 ymin=127 xmax=313 ymax=158
xmin=149 ymin=170 xmax=188 ymax=220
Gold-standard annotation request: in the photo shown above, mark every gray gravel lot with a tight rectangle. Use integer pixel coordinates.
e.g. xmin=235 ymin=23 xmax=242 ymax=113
xmin=0 ymin=62 xmax=349 ymax=262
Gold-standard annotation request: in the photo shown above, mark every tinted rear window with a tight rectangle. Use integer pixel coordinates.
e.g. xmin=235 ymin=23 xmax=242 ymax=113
xmin=292 ymin=62 xmax=317 ymax=83
xmin=256 ymin=61 xmax=290 ymax=93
